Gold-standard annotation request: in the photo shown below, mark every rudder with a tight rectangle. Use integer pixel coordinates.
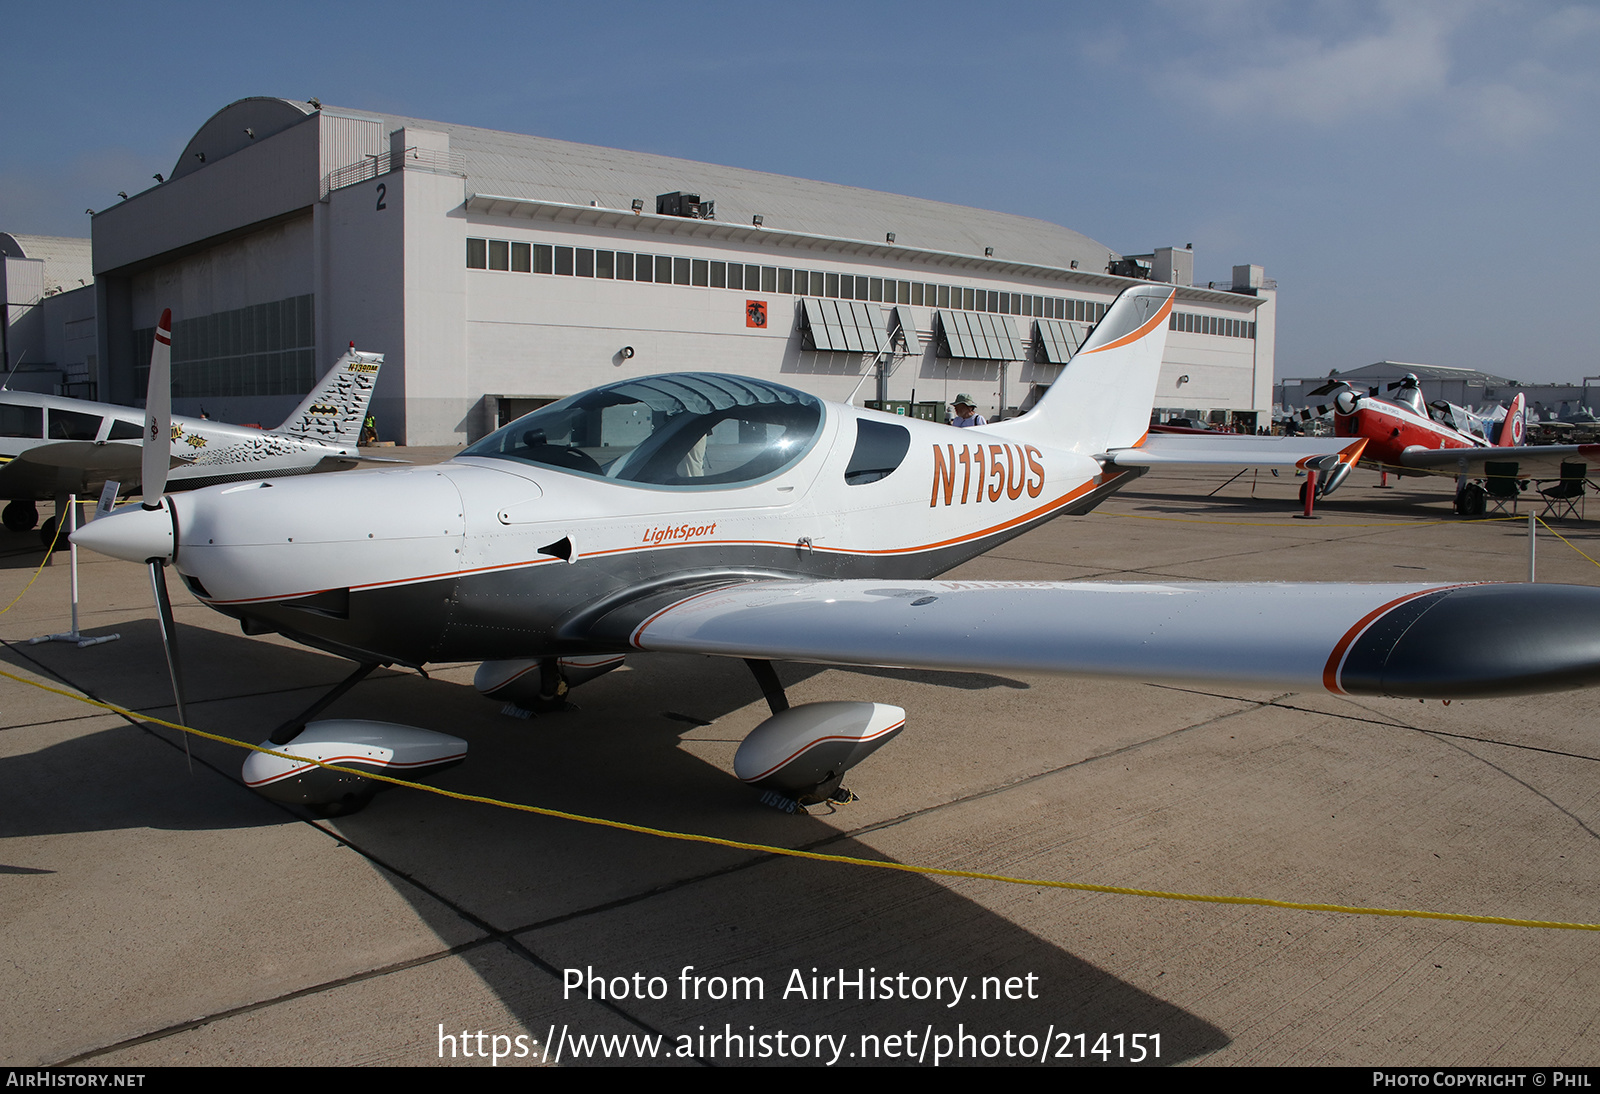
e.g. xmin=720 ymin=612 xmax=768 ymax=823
xmin=1497 ymin=393 xmax=1526 ymax=447
xmin=276 ymin=347 xmax=384 ymax=445
xmin=992 ymin=283 xmax=1174 ymax=455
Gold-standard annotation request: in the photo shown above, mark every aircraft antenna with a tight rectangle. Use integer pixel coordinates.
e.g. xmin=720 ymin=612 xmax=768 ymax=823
xmin=0 ymin=349 xmax=28 ymax=391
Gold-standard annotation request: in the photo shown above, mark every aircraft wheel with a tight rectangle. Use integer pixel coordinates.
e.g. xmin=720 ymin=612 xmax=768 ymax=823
xmin=1455 ymin=484 xmax=1486 ymax=517
xmin=38 ymin=516 xmax=60 ymax=549
xmin=3 ymin=500 xmax=38 ymax=532
xmin=1298 ymin=482 xmax=1309 ymax=505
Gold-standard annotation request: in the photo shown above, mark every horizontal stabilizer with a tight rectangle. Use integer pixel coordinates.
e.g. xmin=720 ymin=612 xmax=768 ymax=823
xmin=1108 ymin=435 xmax=1368 ymax=473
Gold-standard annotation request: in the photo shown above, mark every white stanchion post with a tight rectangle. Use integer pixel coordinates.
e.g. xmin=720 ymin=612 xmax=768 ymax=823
xmin=29 ymin=494 xmax=121 ymax=649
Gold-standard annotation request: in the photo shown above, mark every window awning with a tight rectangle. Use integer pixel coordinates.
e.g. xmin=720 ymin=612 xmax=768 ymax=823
xmin=1031 ymin=318 xmax=1093 ymax=364
xmin=800 ymin=299 xmax=887 ymax=354
xmin=892 ymin=305 xmax=922 ymax=354
xmin=935 ymin=310 xmax=1021 ymax=361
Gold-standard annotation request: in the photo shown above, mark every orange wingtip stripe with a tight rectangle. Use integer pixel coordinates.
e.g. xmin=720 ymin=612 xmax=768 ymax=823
xmin=1322 ymin=584 xmax=1475 ymax=694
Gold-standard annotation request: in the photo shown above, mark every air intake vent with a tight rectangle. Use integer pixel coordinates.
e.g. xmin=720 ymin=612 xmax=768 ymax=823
xmin=656 ymin=191 xmax=715 ymax=220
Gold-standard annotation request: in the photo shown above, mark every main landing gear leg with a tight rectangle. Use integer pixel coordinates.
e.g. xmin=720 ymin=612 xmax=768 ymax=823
xmin=270 ymin=661 xmax=384 ymax=746
xmin=744 ymin=658 xmax=790 ymax=715
xmin=1295 ymin=469 xmax=1320 ymax=519
xmin=243 ymin=661 xmax=466 ymax=818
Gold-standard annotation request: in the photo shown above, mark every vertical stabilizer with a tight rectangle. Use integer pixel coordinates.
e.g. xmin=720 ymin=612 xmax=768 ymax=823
xmin=991 ymin=283 xmax=1174 ymax=454
xmin=276 ymin=348 xmax=384 ymax=445
xmin=1497 ymin=393 xmax=1527 ymax=446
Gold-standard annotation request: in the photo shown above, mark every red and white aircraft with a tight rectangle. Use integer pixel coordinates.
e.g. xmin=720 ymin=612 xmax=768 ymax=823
xmin=1302 ymin=375 xmax=1597 ymax=513
xmin=73 ymin=285 xmax=1600 ymax=814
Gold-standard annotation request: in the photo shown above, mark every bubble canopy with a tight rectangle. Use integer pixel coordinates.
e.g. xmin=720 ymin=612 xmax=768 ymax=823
xmin=462 ymin=373 xmax=825 ymax=489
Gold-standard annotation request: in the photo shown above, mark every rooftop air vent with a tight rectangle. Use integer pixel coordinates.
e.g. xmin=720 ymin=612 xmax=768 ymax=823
xmin=656 ymin=191 xmax=716 ymax=220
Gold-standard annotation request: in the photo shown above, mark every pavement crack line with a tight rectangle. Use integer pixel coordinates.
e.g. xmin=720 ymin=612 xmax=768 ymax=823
xmin=1333 ymin=695 xmax=1600 ymax=845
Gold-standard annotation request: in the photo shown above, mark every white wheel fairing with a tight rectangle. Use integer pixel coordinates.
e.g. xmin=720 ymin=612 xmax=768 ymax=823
xmin=241 ymin=720 xmax=466 ymax=805
xmin=733 ymin=702 xmax=905 ymax=795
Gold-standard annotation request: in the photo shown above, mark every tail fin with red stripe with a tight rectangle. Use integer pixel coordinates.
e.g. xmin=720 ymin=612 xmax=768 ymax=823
xmin=1497 ymin=393 xmax=1526 ymax=446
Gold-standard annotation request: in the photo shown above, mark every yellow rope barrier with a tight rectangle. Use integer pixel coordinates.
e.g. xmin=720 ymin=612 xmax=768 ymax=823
xmin=0 ymin=520 xmax=63 ymax=617
xmin=2 ymin=664 xmax=1596 ymax=933
xmin=1535 ymin=516 xmax=1600 ymax=570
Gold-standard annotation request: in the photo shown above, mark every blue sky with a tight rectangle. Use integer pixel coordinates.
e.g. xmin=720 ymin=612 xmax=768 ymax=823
xmin=4 ymin=1 xmax=1596 ymax=383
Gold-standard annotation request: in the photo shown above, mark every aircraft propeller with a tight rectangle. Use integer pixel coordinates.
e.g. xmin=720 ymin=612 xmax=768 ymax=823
xmin=1298 ymin=379 xmax=1362 ymax=421
xmin=138 ymin=310 xmax=191 ymax=760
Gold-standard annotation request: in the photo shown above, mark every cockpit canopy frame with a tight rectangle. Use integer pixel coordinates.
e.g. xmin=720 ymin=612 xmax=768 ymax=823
xmin=463 ymin=373 xmax=825 ymax=490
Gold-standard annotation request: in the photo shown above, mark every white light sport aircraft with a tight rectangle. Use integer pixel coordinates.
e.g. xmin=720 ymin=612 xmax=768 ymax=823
xmin=1 ymin=309 xmax=388 ymax=542
xmin=75 ymin=285 xmax=1600 ymax=815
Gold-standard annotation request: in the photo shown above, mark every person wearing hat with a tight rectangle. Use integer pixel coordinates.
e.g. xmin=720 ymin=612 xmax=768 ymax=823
xmin=948 ymin=394 xmax=986 ymax=428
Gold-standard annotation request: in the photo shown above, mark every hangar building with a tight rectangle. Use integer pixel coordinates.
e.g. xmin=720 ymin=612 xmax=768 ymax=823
xmin=1 ymin=234 xmax=97 ymax=397
xmin=89 ymin=97 xmax=1277 ymax=444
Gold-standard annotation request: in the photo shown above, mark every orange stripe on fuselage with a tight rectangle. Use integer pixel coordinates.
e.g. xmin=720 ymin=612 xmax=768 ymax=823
xmin=202 ymin=471 xmax=1117 ymax=607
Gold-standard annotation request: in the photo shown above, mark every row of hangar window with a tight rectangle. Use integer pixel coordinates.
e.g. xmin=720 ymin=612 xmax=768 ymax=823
xmin=466 ymin=237 xmax=1109 ymax=323
xmin=1170 ymin=311 xmax=1255 ymax=340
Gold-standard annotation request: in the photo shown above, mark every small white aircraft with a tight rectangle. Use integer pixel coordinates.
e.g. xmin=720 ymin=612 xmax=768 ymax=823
xmin=1 ymin=309 xmax=388 ymax=542
xmin=74 ymin=285 xmax=1600 ymax=815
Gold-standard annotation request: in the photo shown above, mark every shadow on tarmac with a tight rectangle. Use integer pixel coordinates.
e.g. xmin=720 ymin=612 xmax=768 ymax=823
xmin=7 ymin=615 xmax=1230 ymax=1064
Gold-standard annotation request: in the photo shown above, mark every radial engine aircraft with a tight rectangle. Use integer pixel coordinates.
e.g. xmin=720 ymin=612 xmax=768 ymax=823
xmin=74 ymin=285 xmax=1600 ymax=815
xmin=2 ymin=311 xmax=389 ymax=541
xmin=1300 ymin=375 xmax=1599 ymax=513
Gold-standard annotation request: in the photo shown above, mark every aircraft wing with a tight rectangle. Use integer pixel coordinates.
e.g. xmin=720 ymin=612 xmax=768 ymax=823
xmin=1394 ymin=444 xmax=1600 ymax=480
xmin=0 ymin=442 xmax=188 ymax=498
xmin=590 ymin=578 xmax=1600 ymax=700
xmin=1106 ymin=434 xmax=1367 ymax=473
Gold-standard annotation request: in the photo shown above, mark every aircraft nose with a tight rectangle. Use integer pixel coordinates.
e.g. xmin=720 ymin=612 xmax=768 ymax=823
xmin=70 ymin=500 xmax=176 ymax=564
